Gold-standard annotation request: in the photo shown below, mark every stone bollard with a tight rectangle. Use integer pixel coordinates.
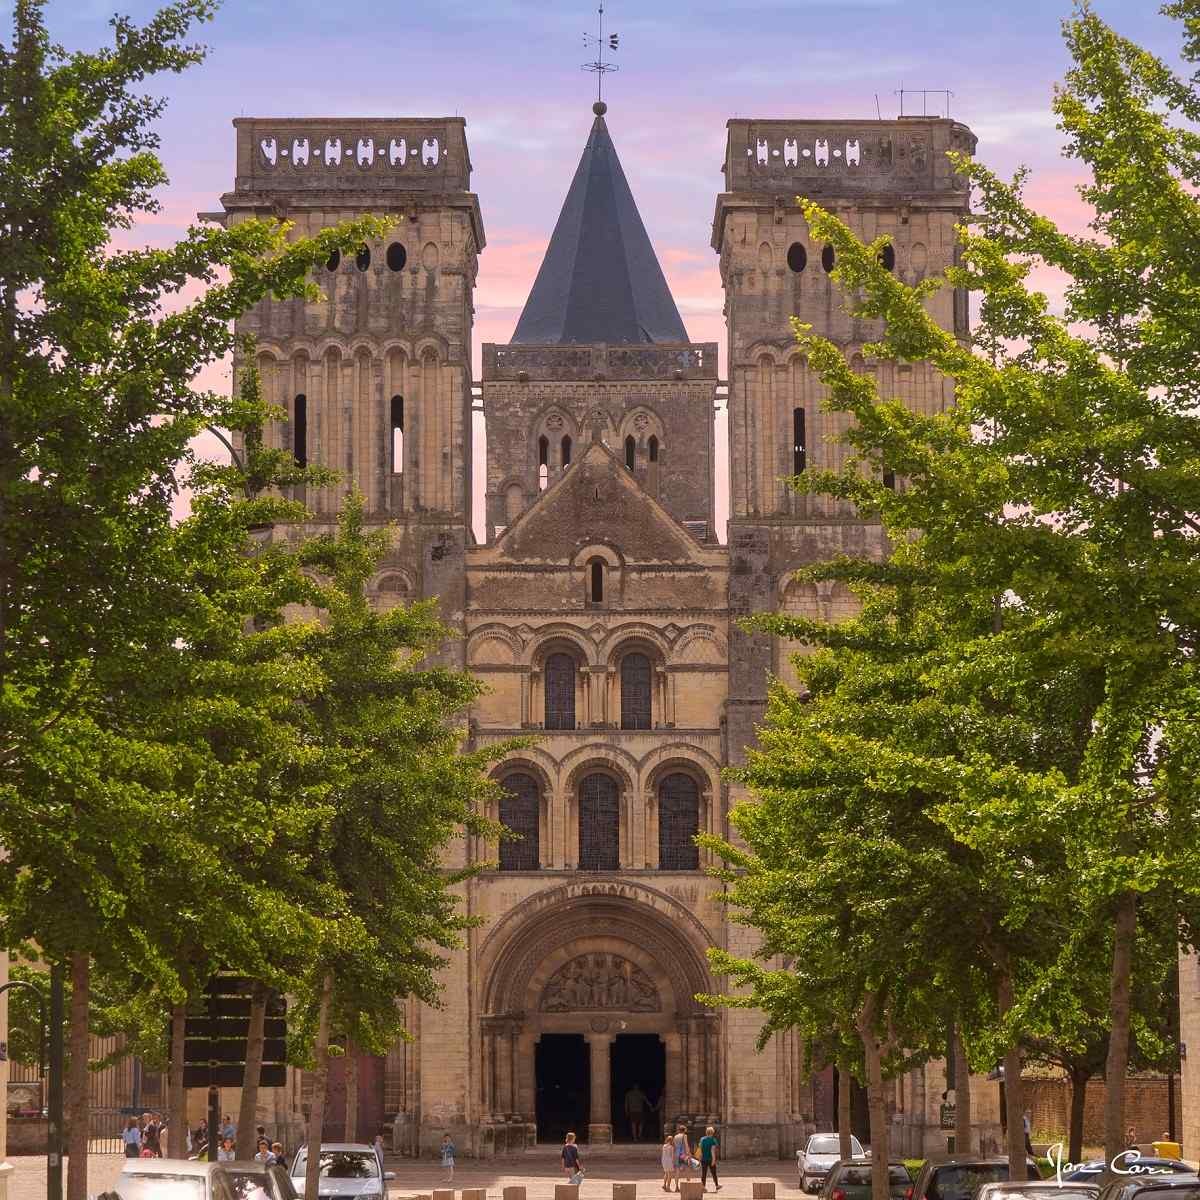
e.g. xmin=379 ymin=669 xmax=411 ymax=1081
xmin=753 ymin=1184 xmax=777 ymax=1200
xmin=614 ymin=1186 xmax=637 ymax=1200
xmin=680 ymin=1184 xmax=705 ymax=1200
xmin=462 ymin=1190 xmax=486 ymax=1200
xmin=504 ymin=1188 xmax=527 ymax=1200
xmin=556 ymin=1187 xmax=580 ymax=1200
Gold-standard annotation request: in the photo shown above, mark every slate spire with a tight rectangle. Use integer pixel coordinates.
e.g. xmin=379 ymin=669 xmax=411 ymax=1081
xmin=511 ymin=104 xmax=689 ymax=346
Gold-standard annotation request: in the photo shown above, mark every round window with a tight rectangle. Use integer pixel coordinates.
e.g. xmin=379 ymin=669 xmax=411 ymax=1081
xmin=386 ymin=242 xmax=407 ymax=271
xmin=879 ymin=244 xmax=896 ymax=272
xmin=786 ymin=242 xmax=807 ymax=273
xmin=355 ymin=245 xmax=371 ymax=271
xmin=326 ymin=249 xmax=340 ymax=272
xmin=821 ymin=245 xmax=835 ymax=273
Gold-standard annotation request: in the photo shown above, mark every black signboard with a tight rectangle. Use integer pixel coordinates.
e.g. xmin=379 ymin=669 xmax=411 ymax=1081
xmin=179 ymin=976 xmax=287 ymax=1089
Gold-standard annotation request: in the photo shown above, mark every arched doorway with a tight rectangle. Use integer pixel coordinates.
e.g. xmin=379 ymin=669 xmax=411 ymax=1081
xmin=479 ymin=883 xmax=720 ymax=1146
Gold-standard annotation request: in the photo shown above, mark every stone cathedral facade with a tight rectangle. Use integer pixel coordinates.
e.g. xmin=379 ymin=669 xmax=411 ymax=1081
xmin=214 ymin=104 xmax=990 ymax=1158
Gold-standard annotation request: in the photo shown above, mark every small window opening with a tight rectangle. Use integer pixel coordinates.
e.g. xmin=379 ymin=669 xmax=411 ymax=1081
xmin=538 ymin=435 xmax=549 ymax=490
xmin=786 ymin=242 xmax=807 ymax=273
xmin=294 ymin=394 xmax=308 ymax=468
xmin=883 ymin=469 xmax=896 ymax=490
xmin=879 ymin=244 xmax=896 ymax=272
xmin=326 ymin=249 xmax=341 ymax=272
xmin=625 ymin=436 xmax=636 ymax=470
xmin=386 ymin=242 xmax=407 ymax=271
xmin=793 ymin=407 xmax=806 ymax=475
xmin=821 ymin=245 xmax=835 ymax=273
xmin=355 ymin=245 xmax=371 ymax=271
xmin=390 ymin=395 xmax=404 ymax=473
xmin=648 ymin=435 xmax=659 ymax=463
xmin=590 ymin=560 xmax=604 ymax=604
xmin=562 ymin=435 xmax=572 ymax=467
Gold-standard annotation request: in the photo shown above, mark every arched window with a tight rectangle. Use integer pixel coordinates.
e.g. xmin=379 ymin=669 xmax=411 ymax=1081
xmin=658 ymin=773 xmax=700 ymax=870
xmin=326 ymin=249 xmax=341 ymax=272
xmin=355 ymin=245 xmax=371 ymax=271
xmin=793 ymin=407 xmax=806 ymax=475
xmin=821 ymin=245 xmax=835 ymax=273
xmin=390 ymin=395 xmax=404 ymax=474
xmin=883 ymin=469 xmax=896 ymax=490
xmin=590 ymin=559 xmax=604 ymax=604
xmin=648 ymin=435 xmax=659 ymax=463
xmin=879 ymin=244 xmax=896 ymax=272
xmin=579 ymin=774 xmax=619 ymax=871
xmin=620 ymin=652 xmax=652 ymax=730
xmin=538 ymin=435 xmax=549 ymax=491
xmin=498 ymin=773 xmax=540 ymax=871
xmin=787 ymin=242 xmax=808 ymax=273
xmin=386 ymin=242 xmax=407 ymax=271
xmin=625 ymin=435 xmax=636 ymax=470
xmin=544 ymin=653 xmax=576 ymax=730
xmin=293 ymin=394 xmax=308 ymax=468
xmin=562 ymin=435 xmax=572 ymax=467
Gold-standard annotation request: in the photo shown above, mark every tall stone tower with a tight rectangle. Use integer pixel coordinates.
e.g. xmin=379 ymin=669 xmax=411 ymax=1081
xmin=217 ymin=116 xmax=484 ymax=664
xmin=713 ymin=115 xmax=975 ymax=732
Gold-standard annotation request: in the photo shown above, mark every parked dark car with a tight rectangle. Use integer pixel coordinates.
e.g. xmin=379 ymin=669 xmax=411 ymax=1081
xmin=1094 ymin=1175 xmax=1200 ymax=1200
xmin=225 ymin=1162 xmax=301 ymax=1200
xmin=909 ymin=1158 xmax=1043 ymax=1200
xmin=821 ymin=1159 xmax=913 ymax=1200
xmin=1065 ymin=1161 xmax=1195 ymax=1185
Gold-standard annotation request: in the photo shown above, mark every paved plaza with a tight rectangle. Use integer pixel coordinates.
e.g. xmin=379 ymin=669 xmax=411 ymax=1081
xmin=6 ymin=1149 xmax=804 ymax=1200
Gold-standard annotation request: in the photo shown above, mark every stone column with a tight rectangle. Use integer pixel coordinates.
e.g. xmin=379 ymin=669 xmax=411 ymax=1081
xmin=664 ymin=1030 xmax=683 ymax=1128
xmin=587 ymin=1033 xmax=613 ymax=1145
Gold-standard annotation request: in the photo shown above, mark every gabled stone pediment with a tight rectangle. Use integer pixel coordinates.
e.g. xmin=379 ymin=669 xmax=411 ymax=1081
xmin=490 ymin=439 xmax=712 ymax=566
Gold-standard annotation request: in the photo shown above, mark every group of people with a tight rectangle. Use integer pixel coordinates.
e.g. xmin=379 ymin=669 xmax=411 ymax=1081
xmin=556 ymin=1123 xmax=721 ymax=1194
xmin=121 ymin=1112 xmax=167 ymax=1159
xmin=187 ymin=1116 xmax=287 ymax=1165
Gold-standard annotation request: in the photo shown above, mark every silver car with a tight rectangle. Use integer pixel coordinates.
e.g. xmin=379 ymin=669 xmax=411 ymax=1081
xmin=289 ymin=1144 xmax=394 ymax=1200
xmin=800 ymin=1133 xmax=867 ymax=1193
xmin=117 ymin=1159 xmax=238 ymax=1200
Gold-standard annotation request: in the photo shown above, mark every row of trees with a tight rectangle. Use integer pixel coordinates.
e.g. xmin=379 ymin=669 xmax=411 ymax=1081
xmin=705 ymin=3 xmax=1200 ymax=1196
xmin=0 ymin=5 xmax=500 ymax=1199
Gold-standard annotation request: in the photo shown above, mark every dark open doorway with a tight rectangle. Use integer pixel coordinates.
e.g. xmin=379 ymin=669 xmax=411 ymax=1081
xmin=610 ymin=1034 xmax=666 ymax=1143
xmin=536 ymin=1034 xmax=591 ymax=1144
xmin=832 ymin=1066 xmax=871 ymax=1143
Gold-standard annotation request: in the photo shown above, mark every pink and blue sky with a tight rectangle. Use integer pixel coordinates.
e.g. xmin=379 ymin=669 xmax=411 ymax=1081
xmin=13 ymin=0 xmax=1188 ymax=536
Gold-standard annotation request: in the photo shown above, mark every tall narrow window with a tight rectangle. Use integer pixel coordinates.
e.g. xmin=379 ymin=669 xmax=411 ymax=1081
xmin=579 ymin=774 xmax=619 ymax=871
xmin=498 ymin=773 xmax=540 ymax=870
xmin=390 ymin=395 xmax=404 ymax=474
xmin=625 ymin=436 xmax=636 ymax=470
xmin=562 ymin=435 xmax=572 ymax=467
xmin=544 ymin=653 xmax=576 ymax=730
xmin=883 ymin=469 xmax=896 ymax=490
xmin=793 ymin=407 xmax=806 ymax=475
xmin=648 ymin=436 xmax=659 ymax=463
xmin=539 ymin=435 xmax=549 ymax=491
xmin=293 ymin=394 xmax=308 ymax=468
xmin=620 ymin=652 xmax=652 ymax=730
xmin=658 ymin=773 xmax=700 ymax=870
xmin=590 ymin=560 xmax=604 ymax=604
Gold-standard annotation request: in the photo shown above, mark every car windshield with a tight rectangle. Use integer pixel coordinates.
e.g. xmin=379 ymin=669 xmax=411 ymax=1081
xmin=929 ymin=1165 xmax=1010 ymax=1200
xmin=811 ymin=1136 xmax=863 ymax=1155
xmin=225 ymin=1171 xmax=272 ymax=1200
xmin=293 ymin=1152 xmax=378 ymax=1180
xmin=117 ymin=1173 xmax=208 ymax=1200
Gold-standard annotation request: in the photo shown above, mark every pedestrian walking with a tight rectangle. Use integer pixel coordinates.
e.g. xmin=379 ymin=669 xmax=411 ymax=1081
xmin=674 ymin=1124 xmax=693 ymax=1184
xmin=1022 ymin=1110 xmax=1033 ymax=1155
xmin=661 ymin=1133 xmax=678 ymax=1192
xmin=440 ymin=1133 xmax=456 ymax=1182
xmin=144 ymin=1113 xmax=162 ymax=1158
xmin=122 ymin=1117 xmax=142 ymax=1159
xmin=562 ymin=1131 xmax=584 ymax=1186
xmin=699 ymin=1126 xmax=721 ymax=1192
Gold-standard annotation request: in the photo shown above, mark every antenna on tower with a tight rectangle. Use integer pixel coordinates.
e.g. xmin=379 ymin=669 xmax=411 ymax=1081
xmin=582 ymin=4 xmax=619 ymax=111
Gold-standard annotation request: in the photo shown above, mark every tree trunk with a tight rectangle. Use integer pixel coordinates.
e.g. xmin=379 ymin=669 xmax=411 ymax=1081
xmin=857 ymin=994 xmax=891 ymax=1200
xmin=169 ymin=1002 xmax=187 ymax=1159
xmin=1068 ymin=1064 xmax=1090 ymax=1165
xmin=344 ymin=1041 xmax=359 ymax=1143
xmin=237 ymin=984 xmax=269 ymax=1159
xmin=954 ymin=1025 xmax=973 ymax=1157
xmin=65 ymin=953 xmax=90 ymax=1200
xmin=997 ymin=967 xmax=1027 ymax=1181
xmin=304 ymin=973 xmax=334 ymax=1200
xmin=838 ymin=1063 xmax=853 ymax=1160
xmin=1104 ymin=891 xmax=1137 ymax=1171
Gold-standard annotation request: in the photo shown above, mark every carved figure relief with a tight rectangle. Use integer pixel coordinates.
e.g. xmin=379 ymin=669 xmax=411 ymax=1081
xmin=540 ymin=953 xmax=660 ymax=1012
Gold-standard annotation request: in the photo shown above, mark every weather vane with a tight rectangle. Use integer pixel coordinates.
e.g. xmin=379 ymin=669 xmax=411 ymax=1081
xmin=582 ymin=4 xmax=619 ymax=110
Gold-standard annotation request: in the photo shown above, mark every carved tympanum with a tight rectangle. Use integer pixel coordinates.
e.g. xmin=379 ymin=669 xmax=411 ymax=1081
xmin=539 ymin=953 xmax=660 ymax=1012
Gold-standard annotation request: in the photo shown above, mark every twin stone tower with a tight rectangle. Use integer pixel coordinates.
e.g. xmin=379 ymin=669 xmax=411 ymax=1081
xmin=214 ymin=104 xmax=978 ymax=1157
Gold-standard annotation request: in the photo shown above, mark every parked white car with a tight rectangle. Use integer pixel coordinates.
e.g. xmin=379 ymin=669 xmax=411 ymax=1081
xmin=798 ymin=1133 xmax=867 ymax=1193
xmin=118 ymin=1158 xmax=238 ymax=1200
xmin=289 ymin=1144 xmax=394 ymax=1199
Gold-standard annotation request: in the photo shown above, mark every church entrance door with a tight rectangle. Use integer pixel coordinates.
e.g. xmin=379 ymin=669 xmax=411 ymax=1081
xmin=536 ymin=1034 xmax=591 ymax=1144
xmin=610 ymin=1034 xmax=665 ymax=1143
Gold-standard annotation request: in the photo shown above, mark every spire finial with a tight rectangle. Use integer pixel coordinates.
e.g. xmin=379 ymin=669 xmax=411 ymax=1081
xmin=582 ymin=4 xmax=619 ymax=108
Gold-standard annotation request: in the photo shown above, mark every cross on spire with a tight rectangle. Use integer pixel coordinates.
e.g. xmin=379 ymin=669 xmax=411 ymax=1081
xmin=582 ymin=4 xmax=619 ymax=111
